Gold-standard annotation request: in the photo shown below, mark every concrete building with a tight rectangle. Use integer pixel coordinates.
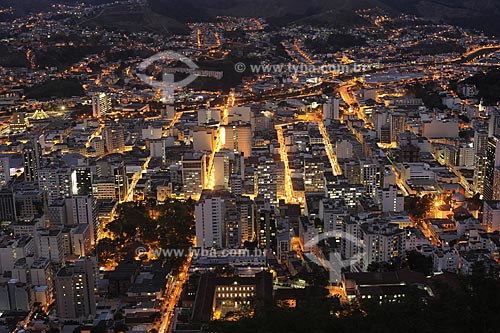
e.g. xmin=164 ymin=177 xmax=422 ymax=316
xmin=483 ymin=136 xmax=500 ymax=200
xmin=0 ymin=236 xmax=35 ymax=274
xmin=483 ymin=200 xmax=500 ymax=232
xmin=90 ymin=138 xmax=105 ymax=156
xmin=458 ymin=146 xmax=475 ymax=168
xmin=404 ymin=228 xmax=430 ymax=252
xmin=141 ymin=125 xmax=162 ymax=140
xmin=92 ymin=92 xmax=111 ymax=118
xmin=236 ymin=196 xmax=256 ymax=245
xmin=182 ymin=153 xmax=206 ymax=200
xmin=0 ymin=188 xmax=16 ymax=223
xmin=223 ymin=124 xmax=252 ymax=157
xmin=361 ymin=161 xmax=381 ymax=198
xmin=191 ymin=272 xmax=272 ymax=323
xmin=319 ymin=198 xmax=348 ymax=235
xmin=102 ymin=125 xmax=125 ymax=152
xmin=36 ymin=229 xmax=65 ymax=264
xmin=55 ymin=257 xmax=96 ymax=320
xmin=195 ymin=190 xmax=234 ymax=248
xmin=228 ymin=106 xmax=252 ymax=123
xmin=335 ymin=140 xmax=353 ymax=159
xmin=197 ymin=108 xmax=221 ymax=125
xmin=390 ymin=113 xmax=405 ymax=143
xmin=326 ymin=182 xmax=364 ymax=209
xmin=360 ymin=223 xmax=405 ymax=271
xmin=23 ymin=141 xmax=41 ymax=182
xmin=299 ymin=217 xmax=318 ymax=252
xmin=71 ymin=165 xmax=94 ymax=196
xmin=422 ymin=120 xmax=459 ymax=138
xmin=0 ymin=280 xmax=33 ymax=311
xmin=149 ymin=139 xmax=165 ymax=159
xmin=12 ymin=257 xmax=54 ymax=311
xmin=259 ymin=207 xmax=277 ymax=252
xmin=38 ymin=167 xmax=73 ymax=205
xmin=254 ymin=158 xmax=281 ymax=204
xmin=0 ymin=155 xmax=10 ymax=187
xmin=213 ymin=152 xmax=230 ymax=190
xmin=379 ymin=185 xmax=404 ymax=213
xmin=433 ymin=248 xmax=459 ymax=273
xmin=489 ymin=110 xmax=500 ymax=137
xmin=277 ymin=229 xmax=291 ymax=264
xmin=473 ymin=130 xmax=489 ymax=195
xmin=400 ymin=163 xmax=435 ymax=181
xmin=70 ymin=224 xmax=92 ymax=256
xmin=65 ymin=195 xmax=99 ymax=245
xmin=303 ymin=157 xmax=325 ymax=193
xmin=192 ymin=128 xmax=215 ymax=152
xmin=323 ymin=100 xmax=332 ymax=122
xmin=95 ymin=158 xmax=128 ymax=202
xmin=342 ymin=220 xmax=362 ymax=267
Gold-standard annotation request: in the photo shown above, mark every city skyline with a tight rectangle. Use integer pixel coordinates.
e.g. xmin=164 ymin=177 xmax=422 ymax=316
xmin=1 ymin=1 xmax=500 ymax=332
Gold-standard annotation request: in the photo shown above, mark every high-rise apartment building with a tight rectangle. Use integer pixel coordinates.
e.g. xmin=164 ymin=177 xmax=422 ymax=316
xmin=390 ymin=113 xmax=406 ymax=143
xmin=71 ymin=166 xmax=94 ymax=196
xmin=65 ymin=195 xmax=99 ymax=245
xmin=38 ymin=166 xmax=73 ymax=205
xmin=195 ymin=190 xmax=233 ymax=248
xmin=92 ymin=92 xmax=111 ymax=118
xmin=223 ymin=124 xmax=252 ymax=157
xmin=0 ymin=188 xmax=16 ymax=223
xmin=102 ymin=125 xmax=125 ymax=153
xmin=0 ymin=156 xmax=10 ymax=187
xmin=182 ymin=153 xmax=206 ymax=200
xmin=254 ymin=158 xmax=281 ymax=204
xmin=360 ymin=223 xmax=405 ymax=271
xmin=303 ymin=157 xmax=325 ymax=193
xmin=483 ymin=136 xmax=500 ymax=200
xmin=23 ymin=141 xmax=41 ymax=182
xmin=473 ymin=130 xmax=489 ymax=195
xmin=258 ymin=207 xmax=277 ymax=252
xmin=55 ymin=257 xmax=96 ymax=320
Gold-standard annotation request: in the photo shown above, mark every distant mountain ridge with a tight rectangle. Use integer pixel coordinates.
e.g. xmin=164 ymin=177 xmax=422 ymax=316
xmin=2 ymin=0 xmax=500 ymax=35
xmin=381 ymin=0 xmax=500 ymax=34
xmin=149 ymin=0 xmax=388 ymax=21
xmin=0 ymin=0 xmax=114 ymax=18
xmin=149 ymin=0 xmax=500 ymax=34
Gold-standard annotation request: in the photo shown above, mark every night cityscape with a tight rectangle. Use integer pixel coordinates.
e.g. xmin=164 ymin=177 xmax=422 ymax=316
xmin=1 ymin=0 xmax=500 ymax=332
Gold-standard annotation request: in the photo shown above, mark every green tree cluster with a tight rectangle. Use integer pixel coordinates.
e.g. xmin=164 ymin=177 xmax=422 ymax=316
xmin=98 ymin=199 xmax=195 ymax=268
